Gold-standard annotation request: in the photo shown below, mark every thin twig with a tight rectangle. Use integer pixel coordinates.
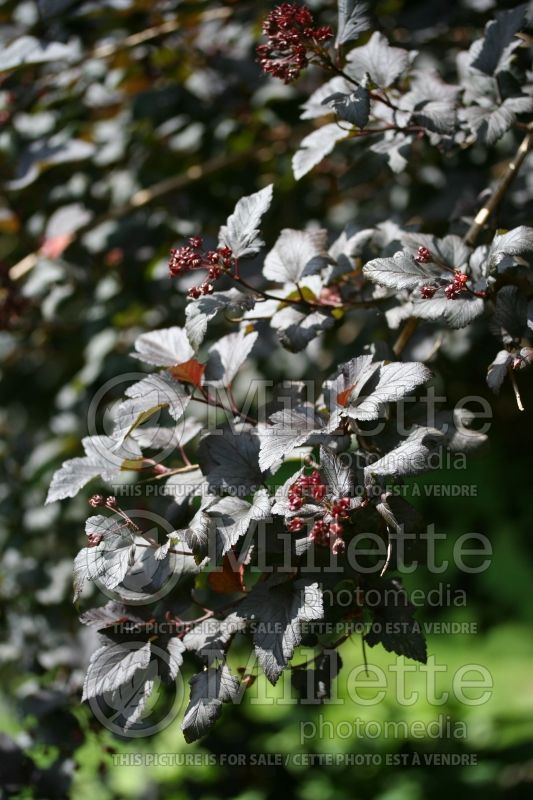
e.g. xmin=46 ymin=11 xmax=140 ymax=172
xmin=464 ymin=124 xmax=533 ymax=246
xmin=380 ymin=531 xmax=393 ymax=577
xmin=361 ymin=634 xmax=369 ymax=677
xmin=135 ymin=541 xmax=195 ymax=556
xmin=508 ymin=366 xmax=525 ymax=412
xmin=392 ymin=317 xmax=418 ymax=357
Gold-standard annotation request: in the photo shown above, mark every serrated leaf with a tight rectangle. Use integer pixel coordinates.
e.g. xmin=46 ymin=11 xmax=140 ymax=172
xmin=218 ymin=184 xmax=273 ymax=258
xmin=185 ymin=290 xmax=256 ymax=349
xmin=411 ymin=295 xmax=485 ymax=328
xmin=182 ymin=614 xmax=247 ymax=665
xmin=300 ymin=76 xmax=350 ymax=120
xmin=133 ymin=327 xmax=195 ymax=367
xmin=323 ymin=87 xmax=370 ymax=128
xmin=166 ymin=636 xmax=186 ymax=681
xmin=292 ymin=124 xmax=348 ymax=180
xmin=471 ymin=5 xmax=527 ymax=76
xmin=490 ymin=286 xmax=527 ymax=343
xmin=272 ymin=306 xmax=335 ymax=352
xmin=236 ymin=576 xmax=323 ymax=684
xmin=205 ymin=329 xmax=257 ymax=387
xmin=74 ymin=522 xmax=134 ymax=600
xmin=119 ymin=675 xmax=156 ymax=732
xmin=326 ymin=354 xmax=380 ymax=411
xmin=205 ymin=489 xmax=272 ymax=563
xmin=487 ymin=349 xmax=513 ymax=393
xmin=363 ymin=250 xmax=440 ymax=290
xmin=364 ymin=578 xmax=427 ymax=662
xmin=112 ymin=373 xmax=190 ymax=446
xmin=412 ymin=100 xmax=456 ymax=134
xmin=461 ymin=103 xmax=515 ymax=145
xmin=319 ymin=446 xmax=352 ymax=496
xmin=82 ymin=639 xmax=152 ymax=701
xmin=79 ymin=602 xmax=143 ymax=630
xmin=258 ymin=404 xmax=326 ymax=472
xmin=181 ymin=665 xmax=240 ymax=743
xmin=336 ymin=0 xmax=371 ymax=46
xmin=489 ymin=226 xmax=533 ymax=270
xmin=346 ymin=32 xmax=410 ymax=88
xmin=198 ymin=427 xmax=264 ymax=493
xmin=346 ymin=362 xmax=432 ymax=420
xmin=46 ymin=436 xmax=142 ymax=503
xmin=364 ymin=427 xmax=444 ymax=482
xmin=263 ymin=228 xmax=327 ymax=284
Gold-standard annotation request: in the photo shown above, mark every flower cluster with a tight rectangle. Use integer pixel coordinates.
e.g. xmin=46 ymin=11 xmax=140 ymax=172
xmin=88 ymin=494 xmax=117 ymax=509
xmin=168 ymin=237 xmax=236 ymax=299
xmin=444 ymin=271 xmax=469 ymax=299
xmin=415 ymin=247 xmax=471 ymax=301
xmin=287 ymin=470 xmax=351 ymax=554
xmin=256 ymin=3 xmax=333 ymax=83
xmin=419 ymin=271 xmax=469 ymax=300
xmin=414 ymin=246 xmax=432 ymax=264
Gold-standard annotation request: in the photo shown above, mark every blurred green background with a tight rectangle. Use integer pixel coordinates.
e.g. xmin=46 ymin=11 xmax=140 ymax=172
xmin=1 ymin=0 xmax=532 ymax=797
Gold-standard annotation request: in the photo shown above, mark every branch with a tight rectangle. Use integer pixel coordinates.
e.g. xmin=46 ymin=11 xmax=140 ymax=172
xmin=464 ymin=124 xmax=533 ymax=247
xmin=508 ymin=366 xmax=525 ymax=412
xmin=392 ymin=318 xmax=418 ymax=357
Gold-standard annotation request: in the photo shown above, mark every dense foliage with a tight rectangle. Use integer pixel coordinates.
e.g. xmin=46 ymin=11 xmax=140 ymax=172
xmin=1 ymin=0 xmax=532 ymax=797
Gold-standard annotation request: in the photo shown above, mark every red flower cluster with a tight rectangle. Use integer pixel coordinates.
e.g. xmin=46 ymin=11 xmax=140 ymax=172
xmin=257 ymin=3 xmax=333 ymax=83
xmin=288 ymin=469 xmax=326 ymax=511
xmin=414 ymin=246 xmax=433 ymax=264
xmin=444 ymin=271 xmax=468 ymax=299
xmin=287 ymin=470 xmax=351 ymax=554
xmin=420 ymin=271 xmax=469 ymax=300
xmin=415 ymin=246 xmax=470 ymax=301
xmin=168 ymin=237 xmax=236 ymax=299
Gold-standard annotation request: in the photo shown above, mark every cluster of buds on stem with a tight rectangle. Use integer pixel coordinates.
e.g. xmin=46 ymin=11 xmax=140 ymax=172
xmin=168 ymin=236 xmax=237 ymax=299
xmin=444 ymin=271 xmax=469 ymax=299
xmin=414 ymin=246 xmax=433 ymax=264
xmin=287 ymin=470 xmax=352 ymax=554
xmin=257 ymin=3 xmax=333 ymax=83
xmin=288 ymin=469 xmax=326 ymax=511
xmin=415 ymin=246 xmax=471 ymax=301
xmin=88 ymin=494 xmax=117 ymax=509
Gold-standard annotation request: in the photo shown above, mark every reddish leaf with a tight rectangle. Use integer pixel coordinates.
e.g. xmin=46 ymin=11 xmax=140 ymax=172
xmin=336 ymin=386 xmax=354 ymax=407
xmin=208 ymin=555 xmax=245 ymax=594
xmin=168 ymin=358 xmax=205 ymax=388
